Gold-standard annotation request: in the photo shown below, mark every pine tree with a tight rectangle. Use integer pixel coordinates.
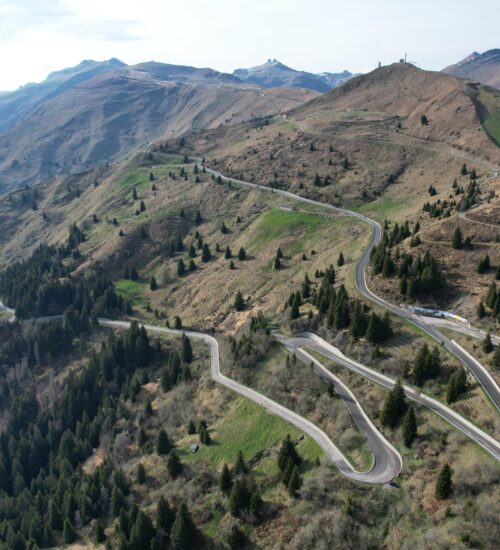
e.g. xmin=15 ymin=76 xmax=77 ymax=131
xmin=63 ymin=519 xmax=76 ymax=544
xmin=219 ymin=463 xmax=232 ymax=494
xmin=234 ymin=450 xmax=248 ymax=474
xmin=129 ymin=510 xmax=155 ymax=550
xmin=194 ymin=210 xmax=202 ymax=224
xmin=482 ymin=331 xmax=493 ymax=353
xmin=435 ymin=463 xmax=452 ymax=500
xmin=238 ymin=247 xmax=246 ymax=261
xmin=187 ymin=419 xmax=196 ymax=434
xmin=188 ymin=244 xmax=196 ymax=258
xmin=157 ymin=429 xmax=172 ymax=455
xmin=287 ymin=466 xmax=302 ymax=498
xmin=350 ymin=300 xmax=368 ymax=338
xmin=167 ymin=452 xmax=182 ymax=478
xmin=402 ymin=406 xmax=417 ymax=447
xmin=452 ymin=227 xmax=463 ymax=249
xmin=182 ymin=334 xmax=193 ymax=363
xmin=150 ymin=276 xmax=158 ymax=291
xmin=171 ymin=502 xmax=196 ymax=550
xmin=157 ymin=496 xmax=174 ymax=538
xmin=177 ymin=259 xmax=186 ymax=276
xmin=49 ymin=499 xmax=63 ymax=531
xmin=136 ymin=463 xmax=146 ymax=485
xmin=229 ymin=479 xmax=250 ymax=517
xmin=277 ymin=435 xmax=301 ymax=472
xmin=477 ymin=301 xmax=486 ymax=319
xmin=174 ymin=316 xmax=182 ymax=330
xmin=140 ymin=200 xmax=146 ymax=212
xmin=224 ymin=246 xmax=232 ymax=259
xmin=380 ymin=379 xmax=406 ymax=428
xmin=273 ymin=255 xmax=281 ymax=270
xmin=111 ymin=485 xmax=125 ymax=517
xmin=234 ymin=290 xmax=245 ymax=311
xmin=201 ymin=243 xmax=211 ymax=262
xmin=337 ymin=251 xmax=345 ymax=266
xmin=133 ymin=187 xmax=138 ymax=200
xmin=95 ymin=519 xmax=106 ymax=543
xmin=461 ymin=163 xmax=467 ymax=175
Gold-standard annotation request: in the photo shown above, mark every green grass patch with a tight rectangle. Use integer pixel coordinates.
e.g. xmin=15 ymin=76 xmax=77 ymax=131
xmin=182 ymin=397 xmax=321 ymax=469
xmin=115 ymin=279 xmax=147 ymax=307
xmin=247 ymin=209 xmax=334 ymax=254
xmin=354 ymin=194 xmax=419 ymax=221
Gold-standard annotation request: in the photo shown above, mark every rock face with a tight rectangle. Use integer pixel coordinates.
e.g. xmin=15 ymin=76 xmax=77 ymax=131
xmin=443 ymin=49 xmax=500 ymax=89
xmin=0 ymin=60 xmax=316 ymax=192
xmin=233 ymin=59 xmax=356 ymax=93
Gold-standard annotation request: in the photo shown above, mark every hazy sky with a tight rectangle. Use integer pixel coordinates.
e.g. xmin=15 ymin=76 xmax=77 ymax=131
xmin=0 ymin=0 xmax=498 ymax=90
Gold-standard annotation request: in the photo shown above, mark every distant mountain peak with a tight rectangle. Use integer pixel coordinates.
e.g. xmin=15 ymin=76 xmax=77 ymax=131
xmin=233 ymin=60 xmax=357 ymax=93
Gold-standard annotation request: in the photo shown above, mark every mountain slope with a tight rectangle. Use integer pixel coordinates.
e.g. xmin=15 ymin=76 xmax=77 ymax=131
xmin=186 ymin=63 xmax=499 ymax=212
xmin=443 ymin=49 xmax=500 ymax=89
xmin=233 ymin=59 xmax=355 ymax=92
xmin=0 ymin=61 xmax=316 ymax=193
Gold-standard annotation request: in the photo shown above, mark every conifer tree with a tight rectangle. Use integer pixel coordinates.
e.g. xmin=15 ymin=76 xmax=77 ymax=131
xmin=194 ymin=210 xmax=202 ymax=224
xmin=273 ymin=255 xmax=281 ymax=270
xmin=129 ymin=510 xmax=155 ymax=550
xmin=177 ymin=259 xmax=186 ymax=276
xmin=435 ymin=463 xmax=452 ymax=499
xmin=482 ymin=331 xmax=493 ymax=353
xmin=167 ymin=452 xmax=182 ymax=478
xmin=219 ymin=463 xmax=232 ymax=494
xmin=380 ymin=379 xmax=406 ymax=428
xmin=234 ymin=290 xmax=245 ymax=311
xmin=182 ymin=334 xmax=193 ymax=363
xmin=201 ymin=243 xmax=211 ymax=262
xmin=337 ymin=251 xmax=345 ymax=266
xmin=188 ymin=244 xmax=196 ymax=258
xmin=477 ymin=301 xmax=486 ymax=319
xmin=402 ymin=406 xmax=417 ymax=447
xmin=63 ymin=519 xmax=76 ymax=544
xmin=150 ymin=276 xmax=158 ymax=291
xmin=234 ymin=450 xmax=248 ymax=474
xmin=229 ymin=479 xmax=250 ymax=517
xmin=95 ymin=519 xmax=106 ymax=543
xmin=287 ymin=466 xmax=302 ymax=498
xmin=237 ymin=247 xmax=246 ymax=261
xmin=133 ymin=187 xmax=138 ymax=200
xmin=452 ymin=227 xmax=463 ymax=249
xmin=224 ymin=246 xmax=232 ymax=259
xmin=171 ymin=502 xmax=196 ymax=550
xmin=157 ymin=429 xmax=172 ymax=455
xmin=157 ymin=496 xmax=174 ymax=538
xmin=136 ymin=463 xmax=146 ymax=485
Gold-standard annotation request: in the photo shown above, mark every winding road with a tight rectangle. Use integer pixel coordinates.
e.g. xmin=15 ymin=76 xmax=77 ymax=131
xmin=2 ymin=163 xmax=499 ymax=485
xmin=281 ymin=332 xmax=500 ymax=460
xmin=99 ymin=319 xmax=402 ymax=484
xmin=199 ymin=163 xmax=500 ymax=411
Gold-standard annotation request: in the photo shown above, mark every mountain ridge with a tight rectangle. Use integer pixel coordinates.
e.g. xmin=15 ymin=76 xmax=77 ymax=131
xmin=443 ymin=48 xmax=500 ymax=89
xmin=233 ymin=58 xmax=356 ymax=92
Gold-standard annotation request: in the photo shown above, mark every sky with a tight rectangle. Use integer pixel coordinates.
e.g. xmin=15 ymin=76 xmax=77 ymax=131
xmin=0 ymin=0 xmax=498 ymax=91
